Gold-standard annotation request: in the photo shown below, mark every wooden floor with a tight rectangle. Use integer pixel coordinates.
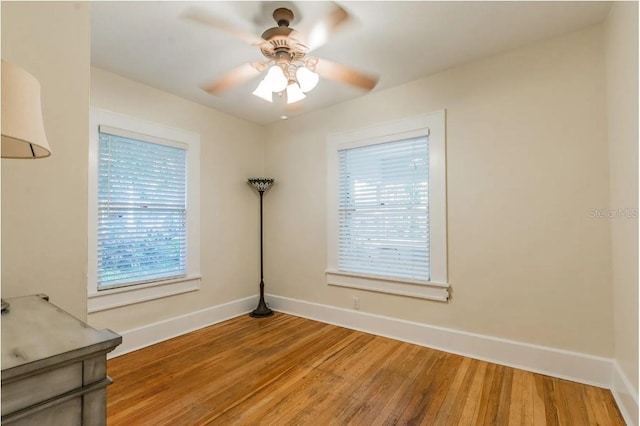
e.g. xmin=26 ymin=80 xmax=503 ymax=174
xmin=107 ymin=313 xmax=624 ymax=425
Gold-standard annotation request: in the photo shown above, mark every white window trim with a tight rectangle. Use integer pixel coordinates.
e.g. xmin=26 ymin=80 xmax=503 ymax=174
xmin=326 ymin=110 xmax=448 ymax=301
xmin=88 ymin=108 xmax=201 ymax=313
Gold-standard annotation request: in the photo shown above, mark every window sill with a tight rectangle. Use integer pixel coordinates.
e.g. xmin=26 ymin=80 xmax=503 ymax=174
xmin=88 ymin=275 xmax=201 ymax=313
xmin=326 ymin=269 xmax=449 ymax=302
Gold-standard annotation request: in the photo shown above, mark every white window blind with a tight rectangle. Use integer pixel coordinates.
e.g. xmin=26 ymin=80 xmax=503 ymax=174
xmin=98 ymin=126 xmax=187 ymax=289
xmin=338 ymin=136 xmax=430 ymax=281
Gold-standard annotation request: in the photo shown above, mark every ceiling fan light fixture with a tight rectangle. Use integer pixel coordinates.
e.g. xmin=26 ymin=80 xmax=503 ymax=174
xmin=194 ymin=5 xmax=378 ymax=108
xmin=296 ymin=66 xmax=320 ymax=93
xmin=252 ymin=80 xmax=274 ymax=102
xmin=264 ymin=65 xmax=288 ymax=93
xmin=286 ymin=82 xmax=306 ymax=104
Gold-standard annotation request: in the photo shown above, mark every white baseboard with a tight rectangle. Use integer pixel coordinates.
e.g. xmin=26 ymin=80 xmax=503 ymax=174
xmin=612 ymin=361 xmax=639 ymax=426
xmin=109 ymin=295 xmax=258 ymax=358
xmin=266 ymin=294 xmax=613 ymax=389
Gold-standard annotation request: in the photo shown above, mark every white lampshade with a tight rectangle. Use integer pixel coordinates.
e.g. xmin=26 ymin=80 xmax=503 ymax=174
xmin=296 ymin=66 xmax=319 ymax=93
xmin=263 ymin=65 xmax=288 ymax=93
xmin=252 ymin=79 xmax=274 ymax=102
xmin=286 ymin=83 xmax=306 ymax=104
xmin=1 ymin=60 xmax=51 ymax=158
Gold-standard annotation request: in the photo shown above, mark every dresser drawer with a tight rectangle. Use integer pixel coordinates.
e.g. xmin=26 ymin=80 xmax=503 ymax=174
xmin=6 ymin=398 xmax=82 ymax=426
xmin=1 ymin=362 xmax=83 ymax=415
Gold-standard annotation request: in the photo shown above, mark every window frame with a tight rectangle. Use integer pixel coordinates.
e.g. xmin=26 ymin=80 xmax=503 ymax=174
xmin=326 ymin=111 xmax=449 ymax=301
xmin=88 ymin=108 xmax=201 ymax=313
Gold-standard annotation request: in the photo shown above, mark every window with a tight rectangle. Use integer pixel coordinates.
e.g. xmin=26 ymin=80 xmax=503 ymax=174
xmin=88 ymin=108 xmax=201 ymax=312
xmin=326 ymin=111 xmax=448 ymax=301
xmin=98 ymin=127 xmax=187 ymax=288
xmin=339 ymin=136 xmax=430 ymax=281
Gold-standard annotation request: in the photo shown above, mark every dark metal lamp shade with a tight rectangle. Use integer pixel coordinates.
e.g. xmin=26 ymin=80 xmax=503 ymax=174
xmin=248 ymin=177 xmax=274 ymax=192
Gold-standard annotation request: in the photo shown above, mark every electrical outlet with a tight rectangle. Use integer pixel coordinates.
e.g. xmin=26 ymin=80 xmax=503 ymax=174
xmin=353 ymin=297 xmax=360 ymax=310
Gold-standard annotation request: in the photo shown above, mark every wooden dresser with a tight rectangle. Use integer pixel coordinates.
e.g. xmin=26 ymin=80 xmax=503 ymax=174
xmin=1 ymin=295 xmax=121 ymax=425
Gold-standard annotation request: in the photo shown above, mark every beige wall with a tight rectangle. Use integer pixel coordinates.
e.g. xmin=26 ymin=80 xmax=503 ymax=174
xmin=264 ymin=25 xmax=614 ymax=356
xmin=1 ymin=2 xmax=91 ymax=320
xmin=605 ymin=1 xmax=639 ymax=397
xmin=87 ymin=68 xmax=264 ymax=331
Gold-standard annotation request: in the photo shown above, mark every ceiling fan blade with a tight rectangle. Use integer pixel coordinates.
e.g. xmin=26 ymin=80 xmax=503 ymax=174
xmin=201 ymin=62 xmax=265 ymax=95
xmin=295 ymin=4 xmax=350 ymax=52
xmin=182 ymin=6 xmax=267 ymax=47
xmin=314 ymin=59 xmax=378 ymax=92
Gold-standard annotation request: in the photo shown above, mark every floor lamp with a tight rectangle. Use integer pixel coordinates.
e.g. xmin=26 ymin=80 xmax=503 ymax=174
xmin=248 ymin=177 xmax=274 ymax=318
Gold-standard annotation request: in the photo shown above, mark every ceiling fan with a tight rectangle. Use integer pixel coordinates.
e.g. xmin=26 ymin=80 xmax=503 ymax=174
xmin=183 ymin=3 xmax=378 ymax=105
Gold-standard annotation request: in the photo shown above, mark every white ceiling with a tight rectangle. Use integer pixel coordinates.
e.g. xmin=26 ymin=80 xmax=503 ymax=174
xmin=91 ymin=1 xmax=611 ymax=125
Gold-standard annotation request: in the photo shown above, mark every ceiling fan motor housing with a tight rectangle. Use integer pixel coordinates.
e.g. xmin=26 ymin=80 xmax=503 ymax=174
xmin=260 ymin=8 xmax=307 ymax=63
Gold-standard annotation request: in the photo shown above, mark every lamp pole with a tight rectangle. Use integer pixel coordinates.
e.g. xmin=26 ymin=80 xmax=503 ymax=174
xmin=248 ymin=178 xmax=274 ymax=318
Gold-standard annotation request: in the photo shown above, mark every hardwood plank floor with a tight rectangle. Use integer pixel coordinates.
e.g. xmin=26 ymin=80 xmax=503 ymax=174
xmin=107 ymin=313 xmax=625 ymax=425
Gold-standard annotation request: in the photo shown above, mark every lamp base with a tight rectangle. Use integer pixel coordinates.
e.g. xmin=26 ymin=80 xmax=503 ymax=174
xmin=249 ymin=296 xmax=273 ymax=318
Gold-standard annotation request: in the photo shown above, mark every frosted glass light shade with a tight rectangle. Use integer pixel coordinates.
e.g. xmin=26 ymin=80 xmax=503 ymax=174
xmin=286 ymin=83 xmax=306 ymax=104
xmin=1 ymin=60 xmax=51 ymax=158
xmin=263 ymin=65 xmax=288 ymax=93
xmin=252 ymin=79 xmax=274 ymax=102
xmin=296 ymin=66 xmax=319 ymax=93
